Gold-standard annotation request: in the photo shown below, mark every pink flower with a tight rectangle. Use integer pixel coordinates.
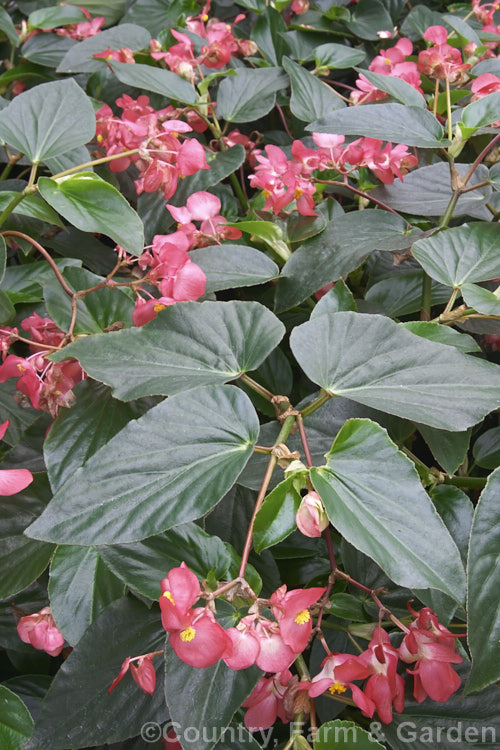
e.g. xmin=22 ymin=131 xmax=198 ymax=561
xmin=167 ymin=191 xmax=242 ymax=246
xmin=399 ymin=606 xmax=463 ymax=703
xmin=93 ymin=47 xmax=135 ymax=64
xmin=242 ymin=671 xmax=293 ymax=730
xmin=369 ymin=38 xmax=413 ymax=74
xmin=17 ymin=607 xmax=65 ymax=657
xmin=159 ymin=563 xmax=231 ymax=668
xmin=271 ymin=585 xmax=326 ymax=653
xmin=223 ymin=615 xmax=295 ymax=672
xmin=108 ymin=653 xmax=157 ymax=695
xmin=55 ymin=14 xmax=105 ymax=41
xmin=418 ymin=26 xmax=470 ymax=83
xmin=0 ymin=420 xmax=33 ymax=496
xmin=306 ymin=652 xmax=375 ymax=716
xmin=21 ymin=312 xmax=64 ymax=349
xmin=296 ymin=491 xmax=329 ymax=537
xmin=358 ymin=627 xmax=405 ymax=723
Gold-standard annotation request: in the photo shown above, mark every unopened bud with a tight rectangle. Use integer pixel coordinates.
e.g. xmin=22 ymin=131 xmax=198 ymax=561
xmin=284 ymin=459 xmax=308 ymax=479
xmin=296 ymin=491 xmax=329 ymax=538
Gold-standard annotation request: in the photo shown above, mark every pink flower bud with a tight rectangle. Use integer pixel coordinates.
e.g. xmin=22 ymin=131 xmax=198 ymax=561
xmin=296 ymin=491 xmax=329 ymax=538
xmin=17 ymin=607 xmax=64 ymax=657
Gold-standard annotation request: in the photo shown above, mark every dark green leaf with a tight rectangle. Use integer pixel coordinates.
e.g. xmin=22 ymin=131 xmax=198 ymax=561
xmin=461 ymin=92 xmax=500 ymax=131
xmin=43 ymin=144 xmax=93 ymax=175
xmin=26 ymin=598 xmax=167 ymax=750
xmin=347 ymin=0 xmax=394 ymax=40
xmin=466 ymin=467 xmax=500 ymax=693
xmin=216 ymin=67 xmax=288 ymax=123
xmin=253 ymin=477 xmax=302 ymax=553
xmin=0 ymin=381 xmax=39 ymax=447
xmin=314 ymin=720 xmax=384 ymax=749
xmin=416 ymin=424 xmax=471 ymax=476
xmin=0 ymin=289 xmax=14 ymax=324
xmin=364 ymin=271 xmax=451 ymax=318
xmin=44 ymin=267 xmax=134 ymax=335
xmin=50 ymin=301 xmax=285 ymax=400
xmin=28 ymin=6 xmax=87 ymax=30
xmin=1 ymin=258 xmax=81 ymax=304
xmin=0 ymin=8 xmax=20 ymax=47
xmin=165 ymin=642 xmax=261 ymax=750
xmin=308 ymin=103 xmax=445 ymax=148
xmin=412 ymin=223 xmax=500 ymax=287
xmin=371 ymin=163 xmax=492 ymax=218
xmin=38 ymin=173 xmax=144 ymax=255
xmin=290 ymin=311 xmax=500 ymax=430
xmin=26 ymin=385 xmax=258 ymax=545
xmin=353 ymin=67 xmax=426 ymax=107
xmin=283 ymin=56 xmax=345 ymax=122
xmin=56 ymin=23 xmax=151 ymax=73
xmin=44 ymin=380 xmax=144 ymax=492
xmin=189 ymin=245 xmax=279 ymax=292
xmin=314 ymin=43 xmax=365 ymax=69
xmin=3 ymin=675 xmax=52 ymax=723
xmin=0 ymin=235 xmax=5 ymax=284
xmin=0 ymin=686 xmax=33 ymax=750
xmin=443 ymin=12 xmax=481 ymax=46
xmin=21 ymin=34 xmax=75 ymax=68
xmin=251 ymin=8 xmax=287 ymax=65
xmin=109 ymin=60 xmax=197 ymax=104
xmin=312 ymin=419 xmax=466 ymax=601
xmin=0 ymin=79 xmax=95 ymax=162
xmin=0 ymin=474 xmax=54 ymax=599
xmin=383 ymin=663 xmax=499 ymax=749
xmin=49 ymin=546 xmax=124 ymax=645
xmin=473 ymin=426 xmax=500 ymax=469
xmin=399 ymin=321 xmax=480 ymax=354
xmin=100 ymin=523 xmax=231 ymax=600
xmin=275 ymin=211 xmax=408 ymax=313
xmin=462 ymin=282 xmax=500 ymax=315
xmin=0 ymin=191 xmax=64 ymax=227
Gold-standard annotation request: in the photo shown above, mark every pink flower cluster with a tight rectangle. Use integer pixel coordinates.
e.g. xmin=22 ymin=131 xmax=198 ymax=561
xmin=133 ymin=230 xmax=206 ymax=326
xmin=105 ymin=563 xmax=464 ymax=732
xmin=165 ymin=190 xmax=242 ymax=248
xmin=54 ymin=6 xmax=105 ymax=40
xmin=95 ymin=95 xmax=209 ymax=199
xmin=0 ymin=420 xmax=33 ymax=496
xmin=0 ymin=313 xmax=84 ymax=416
xmin=418 ymin=26 xmax=470 ymax=83
xmin=249 ymin=135 xmax=417 ymax=216
xmin=17 ymin=607 xmax=65 ymax=657
xmin=150 ymin=2 xmax=256 ymax=83
xmin=351 ymin=38 xmax=423 ymax=105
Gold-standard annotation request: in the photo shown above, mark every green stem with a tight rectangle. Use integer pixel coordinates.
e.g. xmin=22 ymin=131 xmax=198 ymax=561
xmin=50 ymin=149 xmax=140 ymax=179
xmin=300 ymin=390 xmax=332 ymax=418
xmin=239 ymin=373 xmax=274 ymax=401
xmin=443 ymin=476 xmax=487 ymax=489
xmin=420 ymin=273 xmax=433 ymax=320
xmin=229 ymin=170 xmax=250 ymax=213
xmin=0 ymin=191 xmax=25 ymax=228
xmin=445 ymin=77 xmax=453 ymax=142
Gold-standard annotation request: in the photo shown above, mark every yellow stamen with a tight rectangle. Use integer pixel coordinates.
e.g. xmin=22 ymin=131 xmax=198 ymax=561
xmin=202 ymin=13 xmax=209 ymax=21
xmin=262 ymin=189 xmax=271 ymax=198
xmin=294 ymin=188 xmax=303 ymax=199
xmin=180 ymin=626 xmax=196 ymax=642
xmin=162 ymin=591 xmax=175 ymax=604
xmin=154 ymin=303 xmax=166 ymax=313
xmin=171 ymin=131 xmax=179 ymax=138
xmin=329 ymin=682 xmax=347 ymax=695
xmin=97 ymin=134 xmax=103 ymax=143
xmin=385 ymin=58 xmax=391 ymax=65
xmin=294 ymin=609 xmax=311 ymax=625
xmin=16 ymin=363 xmax=25 ymax=372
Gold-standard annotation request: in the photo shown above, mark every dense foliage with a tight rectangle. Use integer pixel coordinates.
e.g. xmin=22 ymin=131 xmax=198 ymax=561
xmin=1 ymin=1 xmax=500 ymax=749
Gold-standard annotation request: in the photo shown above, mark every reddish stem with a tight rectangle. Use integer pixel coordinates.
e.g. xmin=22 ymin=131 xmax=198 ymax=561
xmin=2 ymin=231 xmax=73 ymax=297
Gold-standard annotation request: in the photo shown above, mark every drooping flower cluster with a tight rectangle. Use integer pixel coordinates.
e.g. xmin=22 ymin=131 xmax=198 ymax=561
xmin=249 ymin=135 xmax=417 ymax=215
xmin=0 ymin=420 xmax=33 ymax=496
xmin=17 ymin=607 xmax=65 ymax=657
xmin=133 ymin=231 xmax=206 ymax=326
xmin=108 ymin=564 xmax=465 ymax=731
xmin=418 ymin=26 xmax=471 ymax=84
xmin=0 ymin=313 xmax=85 ymax=416
xmin=95 ymin=95 xmax=209 ymax=199
xmin=150 ymin=2 xmax=256 ymax=83
xmin=351 ymin=38 xmax=423 ymax=105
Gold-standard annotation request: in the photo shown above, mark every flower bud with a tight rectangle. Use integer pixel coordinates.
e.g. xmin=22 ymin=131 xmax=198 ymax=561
xmin=295 ymin=491 xmax=329 ymax=538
